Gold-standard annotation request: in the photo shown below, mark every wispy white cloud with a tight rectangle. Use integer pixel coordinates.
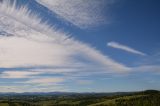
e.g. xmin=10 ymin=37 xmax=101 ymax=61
xmin=36 ymin=0 xmax=114 ymax=28
xmin=0 ymin=1 xmax=129 ymax=72
xmin=133 ymin=65 xmax=160 ymax=73
xmin=0 ymin=71 xmax=43 ymax=78
xmin=0 ymin=1 xmax=130 ymax=92
xmin=25 ymin=77 xmax=64 ymax=84
xmin=107 ymin=41 xmax=147 ymax=56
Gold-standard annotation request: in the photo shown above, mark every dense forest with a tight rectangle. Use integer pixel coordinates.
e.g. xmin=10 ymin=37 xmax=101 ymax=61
xmin=0 ymin=90 xmax=159 ymax=106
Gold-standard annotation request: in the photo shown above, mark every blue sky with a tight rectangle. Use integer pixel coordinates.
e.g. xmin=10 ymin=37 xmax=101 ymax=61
xmin=0 ymin=0 xmax=160 ymax=92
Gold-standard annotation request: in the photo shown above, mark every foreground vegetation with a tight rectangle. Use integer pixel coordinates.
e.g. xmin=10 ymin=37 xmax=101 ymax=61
xmin=0 ymin=90 xmax=159 ymax=106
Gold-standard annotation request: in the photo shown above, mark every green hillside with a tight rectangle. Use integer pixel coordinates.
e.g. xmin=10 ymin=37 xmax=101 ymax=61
xmin=0 ymin=90 xmax=159 ymax=106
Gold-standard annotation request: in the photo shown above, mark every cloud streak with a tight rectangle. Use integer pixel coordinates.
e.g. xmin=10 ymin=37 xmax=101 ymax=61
xmin=0 ymin=71 xmax=43 ymax=78
xmin=107 ymin=41 xmax=147 ymax=56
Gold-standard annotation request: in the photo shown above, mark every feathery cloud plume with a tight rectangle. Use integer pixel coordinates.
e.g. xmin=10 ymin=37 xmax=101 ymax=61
xmin=0 ymin=0 xmax=129 ymax=92
xmin=0 ymin=1 xmax=129 ymax=72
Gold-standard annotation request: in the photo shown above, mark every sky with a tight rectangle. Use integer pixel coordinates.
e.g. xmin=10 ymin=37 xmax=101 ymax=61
xmin=0 ymin=0 xmax=160 ymax=92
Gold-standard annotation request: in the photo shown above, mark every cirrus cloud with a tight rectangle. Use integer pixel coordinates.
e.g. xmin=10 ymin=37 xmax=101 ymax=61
xmin=0 ymin=0 xmax=130 ymax=92
xmin=36 ymin=0 xmax=114 ymax=28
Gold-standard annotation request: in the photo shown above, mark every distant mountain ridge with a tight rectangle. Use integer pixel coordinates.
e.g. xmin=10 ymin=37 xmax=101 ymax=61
xmin=0 ymin=90 xmax=159 ymax=96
